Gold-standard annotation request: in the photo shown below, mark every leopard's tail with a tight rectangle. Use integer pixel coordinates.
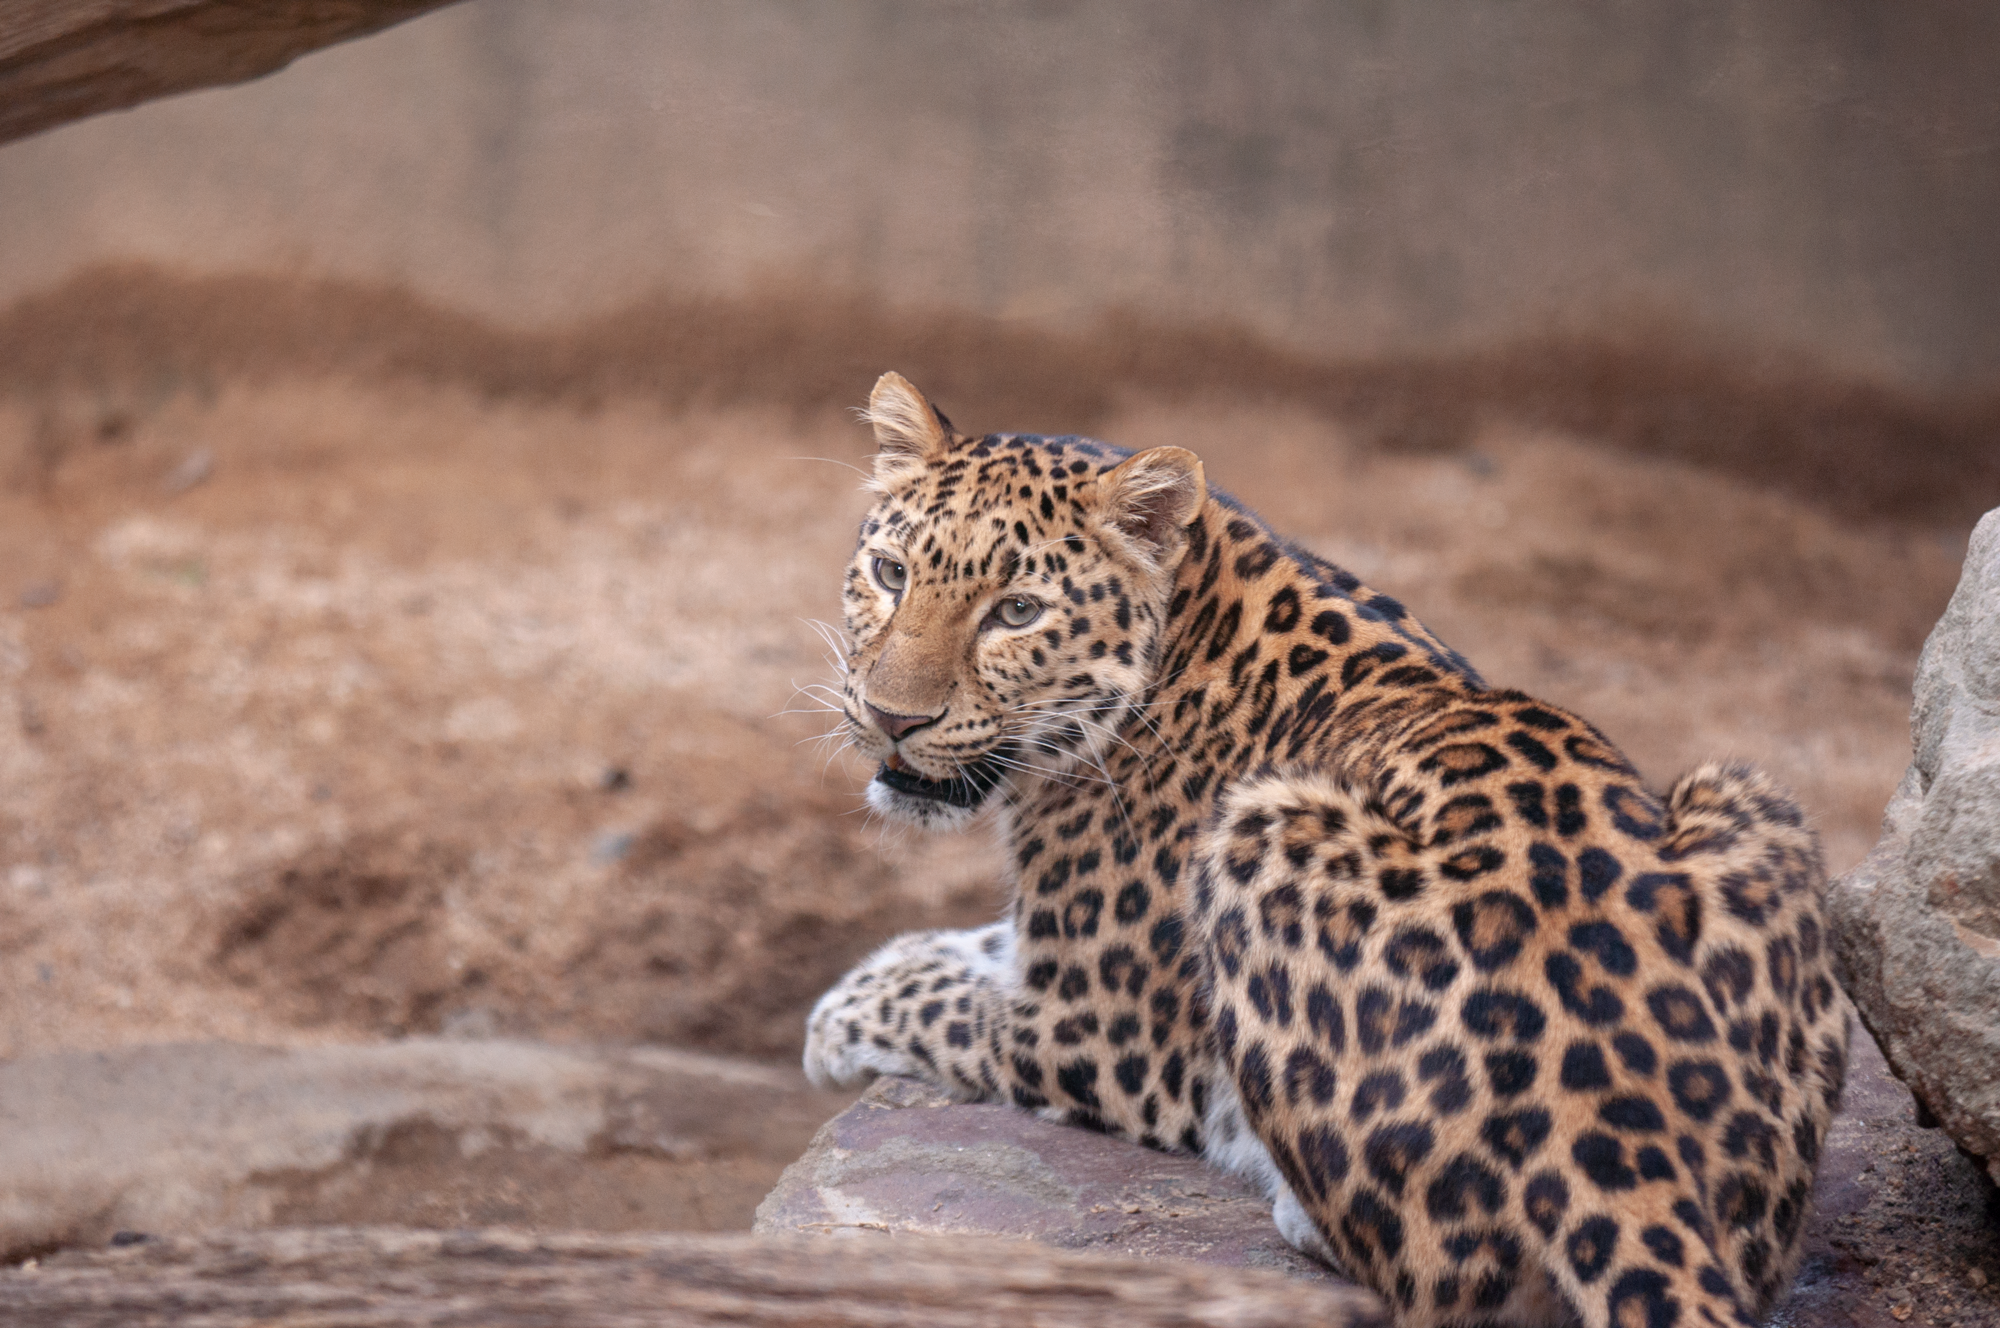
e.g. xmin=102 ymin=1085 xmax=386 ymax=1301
xmin=1658 ymin=761 xmax=1852 ymax=1319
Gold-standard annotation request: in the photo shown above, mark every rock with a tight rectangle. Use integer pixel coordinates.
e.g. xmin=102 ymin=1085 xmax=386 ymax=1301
xmin=758 ymin=1036 xmax=2000 ymax=1328
xmin=161 ymin=447 xmax=213 ymax=494
xmin=1831 ymin=506 xmax=2000 ymax=1183
xmin=0 ymin=1 xmax=456 ymax=147
xmin=755 ymin=1074 xmax=1351 ymax=1286
xmin=0 ymin=1039 xmax=855 ymax=1260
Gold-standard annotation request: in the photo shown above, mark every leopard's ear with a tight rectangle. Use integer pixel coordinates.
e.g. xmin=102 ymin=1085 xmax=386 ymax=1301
xmin=864 ymin=372 xmax=954 ymax=489
xmin=1094 ymin=446 xmax=1207 ymax=571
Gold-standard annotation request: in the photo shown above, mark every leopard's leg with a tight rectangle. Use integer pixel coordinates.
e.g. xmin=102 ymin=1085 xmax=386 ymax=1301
xmin=803 ymin=920 xmax=1015 ymax=1098
xmin=1191 ymin=766 xmax=1765 ymax=1328
xmin=802 ymin=887 xmax=1344 ymax=1266
xmin=804 ymin=763 xmax=1235 ymax=1151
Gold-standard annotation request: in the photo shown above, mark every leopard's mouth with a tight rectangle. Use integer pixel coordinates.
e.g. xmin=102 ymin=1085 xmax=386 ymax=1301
xmin=874 ymin=746 xmax=1014 ymax=809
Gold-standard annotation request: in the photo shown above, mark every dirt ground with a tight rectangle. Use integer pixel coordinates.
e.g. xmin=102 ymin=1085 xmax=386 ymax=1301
xmin=0 ymin=269 xmax=1994 ymax=1282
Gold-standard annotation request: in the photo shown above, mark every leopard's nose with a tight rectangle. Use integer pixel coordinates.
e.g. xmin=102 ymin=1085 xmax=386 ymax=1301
xmin=866 ymin=702 xmax=940 ymax=742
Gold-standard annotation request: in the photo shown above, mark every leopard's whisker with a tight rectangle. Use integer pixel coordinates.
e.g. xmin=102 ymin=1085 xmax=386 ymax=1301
xmin=787 ymin=455 xmax=871 ymax=480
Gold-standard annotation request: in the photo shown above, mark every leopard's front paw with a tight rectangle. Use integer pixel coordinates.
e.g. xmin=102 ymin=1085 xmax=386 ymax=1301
xmin=803 ymin=971 xmax=928 ymax=1089
xmin=801 ymin=924 xmax=1010 ymax=1092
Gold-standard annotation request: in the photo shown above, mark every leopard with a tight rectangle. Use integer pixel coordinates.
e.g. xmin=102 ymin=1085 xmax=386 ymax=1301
xmin=802 ymin=372 xmax=1852 ymax=1328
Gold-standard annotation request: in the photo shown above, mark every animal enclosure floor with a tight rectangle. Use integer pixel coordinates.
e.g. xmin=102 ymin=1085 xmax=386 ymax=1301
xmin=0 ymin=379 xmax=1966 ymax=1062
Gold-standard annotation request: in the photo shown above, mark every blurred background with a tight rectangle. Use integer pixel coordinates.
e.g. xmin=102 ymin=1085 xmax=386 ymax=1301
xmin=1 ymin=0 xmax=1997 ymax=1231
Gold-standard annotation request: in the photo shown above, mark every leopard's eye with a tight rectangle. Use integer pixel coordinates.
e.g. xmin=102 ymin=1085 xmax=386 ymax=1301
xmin=993 ymin=595 xmax=1042 ymax=629
xmin=872 ymin=556 xmax=908 ymax=593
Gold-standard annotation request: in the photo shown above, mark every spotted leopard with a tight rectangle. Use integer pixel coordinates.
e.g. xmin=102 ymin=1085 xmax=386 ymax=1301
xmin=804 ymin=373 xmax=1851 ymax=1328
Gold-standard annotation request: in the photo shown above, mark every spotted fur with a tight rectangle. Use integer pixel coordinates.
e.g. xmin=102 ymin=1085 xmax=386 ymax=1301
xmin=805 ymin=373 xmax=1851 ymax=1328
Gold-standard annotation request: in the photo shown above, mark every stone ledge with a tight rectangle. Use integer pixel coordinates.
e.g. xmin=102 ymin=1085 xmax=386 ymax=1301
xmin=758 ymin=1034 xmax=2000 ymax=1328
xmin=756 ymin=1073 xmax=1344 ymax=1283
xmin=0 ymin=1038 xmax=855 ymax=1260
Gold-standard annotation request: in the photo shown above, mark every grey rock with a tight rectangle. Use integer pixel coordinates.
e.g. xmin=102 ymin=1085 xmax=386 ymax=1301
xmin=0 ymin=1039 xmax=852 ymax=1260
xmin=1832 ymin=506 xmax=2000 ymax=1183
xmin=161 ymin=447 xmax=214 ymax=494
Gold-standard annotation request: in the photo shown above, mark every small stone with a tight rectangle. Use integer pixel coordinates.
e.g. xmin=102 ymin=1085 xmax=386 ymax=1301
xmin=1969 ymin=1267 xmax=1988 ymax=1288
xmin=601 ymin=767 xmax=633 ymax=793
xmin=592 ymin=831 xmax=637 ymax=864
xmin=439 ymin=1007 xmax=500 ymax=1040
xmin=163 ymin=448 xmax=214 ymax=494
xmin=1890 ymin=1306 xmax=1913 ymax=1322
xmin=18 ymin=580 xmax=59 ymax=609
xmin=108 ymin=1230 xmax=151 ymax=1247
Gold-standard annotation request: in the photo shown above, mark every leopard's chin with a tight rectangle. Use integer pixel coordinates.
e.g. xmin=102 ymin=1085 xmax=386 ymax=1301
xmin=865 ymin=746 xmax=1013 ymax=828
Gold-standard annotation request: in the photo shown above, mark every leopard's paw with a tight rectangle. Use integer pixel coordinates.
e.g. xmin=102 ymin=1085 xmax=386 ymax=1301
xmin=801 ymin=924 xmax=1010 ymax=1091
xmin=803 ymin=1007 xmax=928 ymax=1089
xmin=1273 ymin=1185 xmax=1340 ymax=1267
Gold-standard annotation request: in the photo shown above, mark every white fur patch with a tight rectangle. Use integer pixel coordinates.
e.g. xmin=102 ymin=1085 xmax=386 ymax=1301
xmin=1202 ymin=1074 xmax=1287 ymax=1198
xmin=1203 ymin=1075 xmax=1338 ymax=1267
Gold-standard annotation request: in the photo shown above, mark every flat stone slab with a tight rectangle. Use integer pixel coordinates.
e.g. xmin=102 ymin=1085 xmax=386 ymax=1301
xmin=0 ymin=1039 xmax=854 ymax=1260
xmin=758 ymin=1032 xmax=2000 ymax=1328
xmin=755 ymin=1075 xmax=1337 ymax=1283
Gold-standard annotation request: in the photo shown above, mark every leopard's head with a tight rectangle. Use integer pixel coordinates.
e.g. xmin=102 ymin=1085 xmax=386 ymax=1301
xmin=840 ymin=373 xmax=1206 ymax=829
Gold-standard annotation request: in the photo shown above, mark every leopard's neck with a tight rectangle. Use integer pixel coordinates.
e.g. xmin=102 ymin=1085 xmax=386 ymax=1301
xmin=1001 ymin=499 xmax=1481 ymax=858
xmin=1145 ymin=501 xmax=1480 ymax=763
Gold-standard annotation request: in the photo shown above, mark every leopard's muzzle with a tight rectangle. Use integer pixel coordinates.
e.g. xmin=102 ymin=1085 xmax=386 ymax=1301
xmin=873 ymin=745 xmax=1015 ymax=810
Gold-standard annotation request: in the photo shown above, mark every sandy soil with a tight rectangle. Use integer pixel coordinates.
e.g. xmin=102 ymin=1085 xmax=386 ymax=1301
xmin=0 ymin=384 xmax=994 ymax=1058
xmin=0 ymin=364 xmax=1969 ymax=1062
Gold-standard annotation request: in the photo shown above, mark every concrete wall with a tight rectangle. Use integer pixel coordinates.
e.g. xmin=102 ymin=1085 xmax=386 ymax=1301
xmin=0 ymin=1 xmax=1994 ymax=390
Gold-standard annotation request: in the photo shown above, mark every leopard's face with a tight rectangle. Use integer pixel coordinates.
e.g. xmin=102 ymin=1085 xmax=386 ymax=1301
xmin=837 ymin=375 xmax=1204 ymax=829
